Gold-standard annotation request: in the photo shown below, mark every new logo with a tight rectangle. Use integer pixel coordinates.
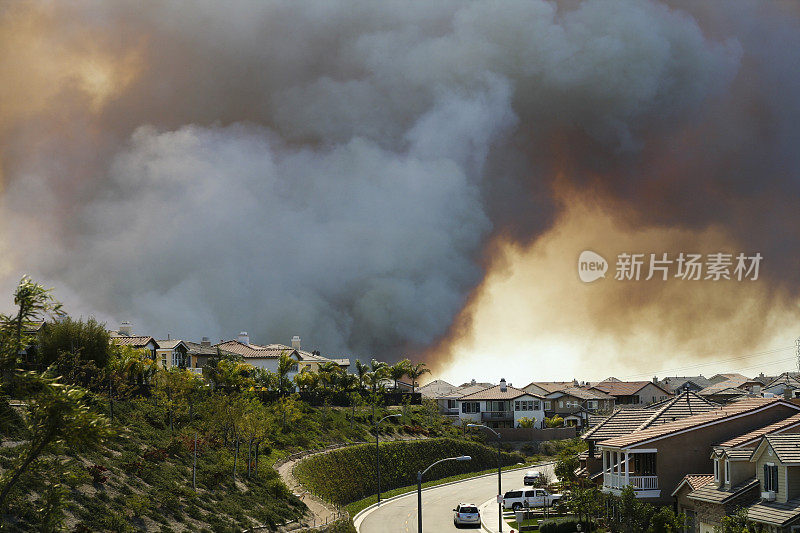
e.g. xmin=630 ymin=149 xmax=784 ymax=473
xmin=578 ymin=250 xmax=608 ymax=282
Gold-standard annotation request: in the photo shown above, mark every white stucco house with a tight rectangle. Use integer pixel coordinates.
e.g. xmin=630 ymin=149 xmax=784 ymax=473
xmin=457 ymin=379 xmax=545 ymax=429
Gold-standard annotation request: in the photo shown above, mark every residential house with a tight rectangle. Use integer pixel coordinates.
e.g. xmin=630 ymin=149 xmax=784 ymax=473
xmin=417 ymin=380 xmax=488 ymax=418
xmin=660 ymin=376 xmax=713 ymax=394
xmin=523 ymin=381 xmax=577 ymax=397
xmin=582 ymin=391 xmax=720 ymax=480
xmin=708 ymin=373 xmax=750 ymax=385
xmin=697 ymin=375 xmax=752 ymax=404
xmin=595 ymin=398 xmax=800 ymax=505
xmin=155 ymin=339 xmax=189 ymax=370
xmin=589 ymin=380 xmax=672 ymax=406
xmin=110 ymin=333 xmax=159 ymax=361
xmin=216 ymin=333 xmax=350 ymax=381
xmin=182 ymin=337 xmax=238 ymax=372
xmin=679 ymin=432 xmax=800 ymax=532
xmin=543 ymin=387 xmax=615 ymax=428
xmin=458 ymin=379 xmax=545 ymax=429
xmin=764 ymin=374 xmax=800 ymax=399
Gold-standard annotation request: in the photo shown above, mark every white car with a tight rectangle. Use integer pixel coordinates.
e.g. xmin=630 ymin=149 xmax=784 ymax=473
xmin=502 ymin=488 xmax=563 ymax=511
xmin=523 ymin=471 xmax=542 ymax=485
xmin=453 ymin=503 xmax=481 ymax=528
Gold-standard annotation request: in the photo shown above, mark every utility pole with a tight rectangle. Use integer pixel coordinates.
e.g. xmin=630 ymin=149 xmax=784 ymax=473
xmin=796 ymin=337 xmax=800 ymax=372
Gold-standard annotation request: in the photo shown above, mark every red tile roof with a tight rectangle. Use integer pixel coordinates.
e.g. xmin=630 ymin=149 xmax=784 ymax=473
xmin=460 ymin=384 xmax=543 ymax=401
xmin=111 ymin=336 xmax=158 ymax=348
xmin=599 ymin=398 xmax=797 ymax=449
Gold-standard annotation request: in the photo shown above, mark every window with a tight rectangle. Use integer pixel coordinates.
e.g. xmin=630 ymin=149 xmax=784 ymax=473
xmin=724 ymin=460 xmax=730 ymax=484
xmin=764 ymin=463 xmax=779 ymax=492
xmin=462 ymin=401 xmax=480 ymax=414
xmin=172 ymin=351 xmax=181 ymax=367
xmin=633 ymin=453 xmax=657 ymax=476
xmin=289 ymin=362 xmax=298 ymax=372
xmin=161 ymin=354 xmax=167 ymax=367
xmin=515 ymin=400 xmax=535 ymax=411
xmin=714 ymin=459 xmax=719 ymax=482
xmin=559 ymin=401 xmax=564 ymax=408
xmin=544 ymin=401 xmax=551 ymax=410
xmin=534 ymin=400 xmax=540 ymax=410
xmin=588 ymin=400 xmax=598 ymax=409
xmin=447 ymin=399 xmax=457 ymax=410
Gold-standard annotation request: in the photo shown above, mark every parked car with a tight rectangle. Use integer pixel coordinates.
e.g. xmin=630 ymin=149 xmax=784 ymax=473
xmin=453 ymin=503 xmax=481 ymax=528
xmin=502 ymin=487 xmax=563 ymax=511
xmin=523 ymin=471 xmax=542 ymax=486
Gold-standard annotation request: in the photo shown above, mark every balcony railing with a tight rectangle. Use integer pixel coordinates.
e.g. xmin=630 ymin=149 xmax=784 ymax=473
xmin=603 ymin=473 xmax=658 ymax=490
xmin=482 ymin=411 xmax=513 ymax=421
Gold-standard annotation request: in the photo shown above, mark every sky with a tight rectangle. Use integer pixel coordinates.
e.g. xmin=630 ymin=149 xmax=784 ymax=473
xmin=1 ymin=1 xmax=800 ymax=383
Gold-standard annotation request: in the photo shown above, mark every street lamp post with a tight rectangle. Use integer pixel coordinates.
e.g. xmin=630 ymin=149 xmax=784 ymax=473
xmin=468 ymin=423 xmax=504 ymax=533
xmin=375 ymin=413 xmax=401 ymax=502
xmin=417 ymin=455 xmax=471 ymax=533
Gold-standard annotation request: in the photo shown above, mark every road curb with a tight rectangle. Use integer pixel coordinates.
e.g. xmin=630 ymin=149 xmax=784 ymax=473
xmin=353 ymin=461 xmax=555 ymax=532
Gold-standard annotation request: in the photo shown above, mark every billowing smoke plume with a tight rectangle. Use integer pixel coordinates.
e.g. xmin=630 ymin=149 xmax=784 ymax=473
xmin=1 ymin=1 xmax=794 ymax=367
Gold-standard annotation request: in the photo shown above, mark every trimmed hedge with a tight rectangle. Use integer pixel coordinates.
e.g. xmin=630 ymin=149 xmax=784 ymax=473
xmin=538 ymin=518 xmax=582 ymax=533
xmin=294 ymin=438 xmax=524 ymax=504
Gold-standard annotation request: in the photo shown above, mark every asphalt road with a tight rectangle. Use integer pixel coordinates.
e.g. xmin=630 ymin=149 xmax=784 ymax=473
xmin=356 ymin=462 xmax=555 ymax=533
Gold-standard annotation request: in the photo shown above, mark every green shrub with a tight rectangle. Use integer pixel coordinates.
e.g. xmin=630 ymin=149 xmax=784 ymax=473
xmin=538 ymin=518 xmax=580 ymax=533
xmin=294 ymin=437 xmax=524 ymax=504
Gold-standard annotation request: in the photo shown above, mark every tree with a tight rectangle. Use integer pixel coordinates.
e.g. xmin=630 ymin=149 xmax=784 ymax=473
xmin=649 ymin=506 xmax=686 ymax=533
xmin=276 ymin=351 xmax=296 ymax=394
xmin=37 ymin=317 xmax=112 ymax=368
xmin=568 ymin=486 xmax=604 ymax=530
xmin=609 ymin=485 xmax=654 ymax=533
xmin=714 ymin=507 xmax=751 ymax=533
xmin=0 ymin=375 xmax=113 ymax=510
xmin=0 ymin=276 xmax=64 ymax=369
xmin=354 ymin=360 xmax=369 ymax=390
xmin=388 ymin=359 xmax=410 ymax=390
xmin=517 ymin=416 xmax=536 ymax=428
xmin=405 ymin=362 xmax=430 ymax=393
xmin=554 ymin=450 xmax=579 ymax=487
xmin=545 ymin=415 xmax=564 ymax=428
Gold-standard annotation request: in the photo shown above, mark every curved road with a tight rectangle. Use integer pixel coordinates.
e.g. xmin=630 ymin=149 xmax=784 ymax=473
xmin=356 ymin=463 xmax=555 ymax=533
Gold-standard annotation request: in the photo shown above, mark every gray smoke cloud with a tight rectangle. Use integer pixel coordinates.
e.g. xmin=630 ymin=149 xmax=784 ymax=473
xmin=0 ymin=0 xmax=748 ymax=359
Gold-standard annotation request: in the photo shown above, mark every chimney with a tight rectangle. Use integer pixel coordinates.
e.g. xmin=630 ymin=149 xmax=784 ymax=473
xmin=292 ymin=335 xmax=301 ymax=350
xmin=784 ymin=387 xmax=792 ymax=400
xmin=653 ymin=376 xmax=658 ymax=384
xmin=238 ymin=331 xmax=250 ymax=345
xmin=500 ymin=378 xmax=507 ymax=392
xmin=471 ymin=379 xmax=476 ymax=385
xmin=119 ymin=321 xmax=132 ymax=336
xmin=201 ymin=337 xmax=211 ymax=347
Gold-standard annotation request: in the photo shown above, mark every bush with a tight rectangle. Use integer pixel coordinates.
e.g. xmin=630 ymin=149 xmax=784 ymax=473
xmin=538 ymin=518 xmax=581 ymax=533
xmin=294 ymin=437 xmax=525 ymax=504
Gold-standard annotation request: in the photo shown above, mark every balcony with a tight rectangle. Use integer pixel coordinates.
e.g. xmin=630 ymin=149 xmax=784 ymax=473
xmin=482 ymin=411 xmax=513 ymax=422
xmin=603 ymin=473 xmax=658 ymax=490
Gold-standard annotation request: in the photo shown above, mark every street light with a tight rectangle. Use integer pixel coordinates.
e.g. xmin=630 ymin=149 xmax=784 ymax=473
xmin=468 ymin=423 xmax=504 ymax=533
xmin=417 ymin=455 xmax=471 ymax=533
xmin=375 ymin=413 xmax=401 ymax=502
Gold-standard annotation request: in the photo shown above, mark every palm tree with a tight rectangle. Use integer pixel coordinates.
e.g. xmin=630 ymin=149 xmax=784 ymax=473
xmin=388 ymin=359 xmax=411 ymax=391
xmin=354 ymin=360 xmax=369 ymax=390
xmin=406 ymin=362 xmax=430 ymax=393
xmin=276 ymin=351 xmax=296 ymax=395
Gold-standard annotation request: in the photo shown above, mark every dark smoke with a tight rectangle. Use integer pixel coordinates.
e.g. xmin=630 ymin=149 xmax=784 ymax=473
xmin=1 ymin=1 xmax=795 ymax=367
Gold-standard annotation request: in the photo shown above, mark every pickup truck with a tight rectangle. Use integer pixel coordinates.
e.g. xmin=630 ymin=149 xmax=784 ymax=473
xmin=502 ymin=487 xmax=563 ymax=511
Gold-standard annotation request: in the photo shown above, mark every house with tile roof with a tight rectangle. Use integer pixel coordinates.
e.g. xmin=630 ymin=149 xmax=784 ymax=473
xmin=155 ymin=339 xmax=189 ymax=370
xmin=589 ymin=380 xmax=672 ymax=406
xmin=764 ymin=374 xmax=800 ymax=399
xmin=595 ymin=398 xmax=800 ymax=504
xmin=215 ymin=333 xmax=350 ymax=380
xmin=679 ymin=433 xmax=800 ymax=532
xmin=457 ymin=379 xmax=545 ymax=429
xmin=110 ymin=333 xmax=159 ymax=360
xmin=417 ymin=381 xmax=488 ymax=418
xmin=659 ymin=375 xmax=713 ymax=394
xmin=543 ymin=387 xmax=615 ymax=429
xmin=580 ymin=391 xmax=720 ymax=484
xmin=522 ymin=381 xmax=577 ymax=396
